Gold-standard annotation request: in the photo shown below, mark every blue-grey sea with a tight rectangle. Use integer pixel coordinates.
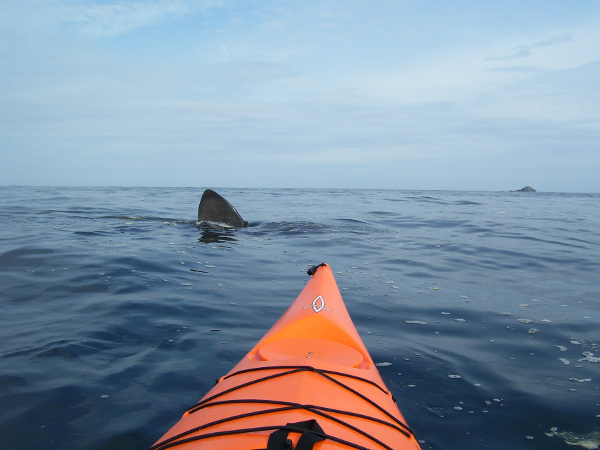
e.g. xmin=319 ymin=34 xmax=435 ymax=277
xmin=1 ymin=187 xmax=599 ymax=450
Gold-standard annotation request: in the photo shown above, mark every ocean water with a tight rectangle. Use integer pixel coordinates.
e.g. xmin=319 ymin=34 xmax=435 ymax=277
xmin=1 ymin=186 xmax=599 ymax=450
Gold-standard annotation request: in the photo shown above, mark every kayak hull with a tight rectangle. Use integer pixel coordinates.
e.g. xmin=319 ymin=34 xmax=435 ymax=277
xmin=152 ymin=263 xmax=421 ymax=450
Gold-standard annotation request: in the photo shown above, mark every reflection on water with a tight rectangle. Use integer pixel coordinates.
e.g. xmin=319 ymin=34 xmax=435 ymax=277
xmin=196 ymin=223 xmax=239 ymax=244
xmin=548 ymin=428 xmax=600 ymax=449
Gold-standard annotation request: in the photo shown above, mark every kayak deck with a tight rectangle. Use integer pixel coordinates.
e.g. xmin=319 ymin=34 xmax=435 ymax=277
xmin=152 ymin=263 xmax=421 ymax=450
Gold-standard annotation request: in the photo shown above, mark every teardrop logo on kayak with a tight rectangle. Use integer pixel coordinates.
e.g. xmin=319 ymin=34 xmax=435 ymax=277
xmin=304 ymin=295 xmax=332 ymax=313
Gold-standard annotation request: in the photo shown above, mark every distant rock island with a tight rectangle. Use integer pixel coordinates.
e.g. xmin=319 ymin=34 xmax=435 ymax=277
xmin=513 ymin=186 xmax=537 ymax=192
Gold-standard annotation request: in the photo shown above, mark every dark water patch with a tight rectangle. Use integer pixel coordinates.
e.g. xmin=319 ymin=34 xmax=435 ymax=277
xmin=36 ymin=342 xmax=87 ymax=359
xmin=45 ymin=281 xmax=111 ymax=294
xmin=0 ymin=385 xmax=88 ymax=450
xmin=3 ymin=336 xmax=120 ymax=360
xmin=83 ymin=328 xmax=150 ymax=350
xmin=405 ymin=195 xmax=448 ymax=205
xmin=367 ymin=210 xmax=398 ymax=218
xmin=490 ymin=230 xmax=593 ymax=250
xmin=334 ymin=217 xmax=371 ymax=226
xmin=431 ymin=242 xmax=597 ymax=273
xmin=148 ymin=371 xmax=202 ymax=394
xmin=366 ymin=213 xmax=477 ymax=232
xmin=107 ymin=256 xmax=183 ymax=276
xmin=404 ymin=271 xmax=436 ymax=278
xmin=383 ymin=196 xmax=409 ymax=203
xmin=74 ymin=230 xmax=111 ymax=237
xmin=112 ymin=224 xmax=154 ymax=235
xmin=453 ymin=200 xmax=482 ymax=205
xmin=331 ymin=218 xmax=382 ymax=236
xmin=0 ymin=375 xmax=28 ymax=388
xmin=100 ymin=364 xmax=152 ymax=389
xmin=90 ymin=432 xmax=148 ymax=450
xmin=113 ymin=283 xmax=154 ymax=295
xmin=565 ymin=234 xmax=600 ymax=246
xmin=256 ymin=221 xmax=332 ymax=236
xmin=0 ymin=246 xmax=55 ymax=266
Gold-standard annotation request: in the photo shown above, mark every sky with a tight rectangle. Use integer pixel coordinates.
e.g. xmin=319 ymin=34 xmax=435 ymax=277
xmin=1 ymin=0 xmax=599 ymax=191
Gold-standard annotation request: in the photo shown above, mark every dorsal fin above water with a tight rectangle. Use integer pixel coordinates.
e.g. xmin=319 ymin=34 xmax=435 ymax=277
xmin=197 ymin=189 xmax=247 ymax=227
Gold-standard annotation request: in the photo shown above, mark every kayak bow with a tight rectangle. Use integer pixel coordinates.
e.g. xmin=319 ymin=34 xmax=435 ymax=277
xmin=152 ymin=263 xmax=421 ymax=450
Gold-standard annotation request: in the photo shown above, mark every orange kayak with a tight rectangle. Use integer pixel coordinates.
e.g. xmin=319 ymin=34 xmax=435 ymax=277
xmin=152 ymin=263 xmax=422 ymax=450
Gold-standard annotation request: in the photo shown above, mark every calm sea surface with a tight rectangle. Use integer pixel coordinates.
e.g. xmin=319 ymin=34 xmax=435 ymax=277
xmin=1 ymin=187 xmax=599 ymax=450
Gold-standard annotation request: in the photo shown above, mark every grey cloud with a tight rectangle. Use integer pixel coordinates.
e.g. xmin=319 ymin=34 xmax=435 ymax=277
xmin=535 ymin=34 xmax=574 ymax=47
xmin=485 ymin=66 xmax=545 ymax=73
xmin=486 ymin=33 xmax=574 ymax=62
xmin=486 ymin=48 xmax=532 ymax=61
